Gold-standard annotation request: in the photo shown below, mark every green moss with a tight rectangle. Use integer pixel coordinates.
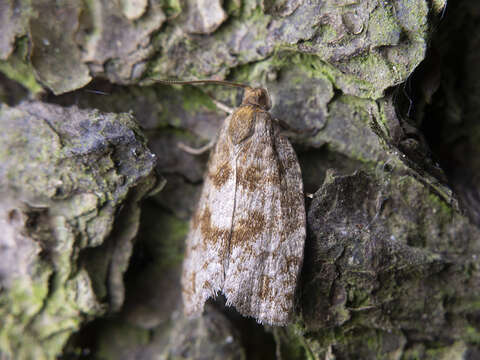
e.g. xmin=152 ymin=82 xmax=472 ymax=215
xmin=271 ymin=53 xmax=333 ymax=82
xmin=375 ymin=99 xmax=394 ymax=141
xmin=348 ymin=52 xmax=399 ymax=90
xmin=273 ymin=324 xmax=317 ymax=360
xmin=366 ymin=335 xmax=378 ymax=351
xmin=8 ymin=271 xmax=50 ymax=317
xmin=180 ymin=85 xmax=217 ymax=112
xmin=161 ymin=0 xmax=181 ymax=18
xmin=156 ymin=214 xmax=188 ymax=268
xmin=271 ymin=52 xmax=381 ymax=98
xmin=224 ymin=0 xmax=241 ymax=16
xmin=427 ymin=193 xmax=453 ymax=217
xmin=240 ymin=0 xmax=266 ymax=18
xmin=290 ymin=52 xmax=328 ymax=79
xmin=316 ymin=23 xmax=339 ymax=44
xmin=96 ymin=321 xmax=150 ymax=360
xmin=0 ymin=274 xmax=52 ymax=358
xmin=228 ymin=59 xmax=278 ymax=86
xmin=464 ymin=326 xmax=480 ymax=344
xmin=404 ymin=348 xmax=423 ymax=360
xmin=0 ymin=37 xmax=43 ymax=94
xmin=141 ymin=207 xmax=188 ymax=270
xmin=150 ymin=84 xmax=217 ymax=127
xmin=367 ymin=4 xmax=400 ymax=46
xmin=424 ymin=341 xmax=467 ymax=360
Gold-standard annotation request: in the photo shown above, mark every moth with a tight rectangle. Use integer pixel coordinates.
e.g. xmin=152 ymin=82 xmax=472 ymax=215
xmin=160 ymin=79 xmax=306 ymax=325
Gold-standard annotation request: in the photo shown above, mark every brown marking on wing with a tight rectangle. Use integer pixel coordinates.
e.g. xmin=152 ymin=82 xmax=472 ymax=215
xmin=281 ymin=196 xmax=304 ymax=237
xmin=284 ymin=149 xmax=300 ymax=169
xmin=259 ymin=275 xmax=273 ymax=300
xmin=280 ymin=301 xmax=290 ymax=313
xmin=209 ymin=161 xmax=232 ymax=189
xmin=286 ymin=255 xmax=301 ymax=272
xmin=189 ymin=244 xmax=199 ymax=254
xmin=199 ymin=206 xmax=229 ymax=247
xmin=230 ymin=210 xmax=266 ymax=247
xmin=219 ymin=139 xmax=230 ymax=155
xmin=253 ymin=141 xmax=266 ymax=161
xmin=283 ymin=289 xmax=294 ymax=302
xmin=203 ymin=280 xmax=212 ymax=290
xmin=241 ymin=139 xmax=252 ymax=154
xmin=190 ymin=272 xmax=196 ymax=293
xmin=182 ymin=272 xmax=196 ymax=298
xmin=252 ymin=116 xmax=275 ymax=159
xmin=276 ymin=189 xmax=303 ymax=242
xmin=277 ymin=156 xmax=286 ymax=176
xmin=237 ymin=140 xmax=252 ymax=165
xmin=191 ymin=208 xmax=201 ymax=230
xmin=238 ymin=164 xmax=262 ymax=192
xmin=237 ymin=163 xmax=282 ymax=192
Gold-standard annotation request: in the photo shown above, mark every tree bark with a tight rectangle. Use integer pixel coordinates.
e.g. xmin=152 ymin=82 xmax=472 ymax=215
xmin=1 ymin=0 xmax=480 ymax=359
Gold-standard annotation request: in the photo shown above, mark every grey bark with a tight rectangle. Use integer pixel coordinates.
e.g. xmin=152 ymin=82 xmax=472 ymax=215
xmin=1 ymin=0 xmax=480 ymax=359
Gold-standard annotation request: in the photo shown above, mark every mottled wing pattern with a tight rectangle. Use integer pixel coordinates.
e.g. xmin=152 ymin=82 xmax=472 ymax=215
xmin=222 ymin=110 xmax=306 ymax=325
xmin=181 ymin=113 xmax=236 ymax=316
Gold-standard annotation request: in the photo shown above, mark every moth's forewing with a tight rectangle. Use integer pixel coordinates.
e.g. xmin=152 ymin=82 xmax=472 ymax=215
xmin=223 ymin=110 xmax=305 ymax=325
xmin=181 ymin=112 xmax=236 ymax=316
xmin=181 ymin=87 xmax=306 ymax=326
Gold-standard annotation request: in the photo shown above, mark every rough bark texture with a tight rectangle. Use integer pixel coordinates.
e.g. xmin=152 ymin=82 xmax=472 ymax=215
xmin=1 ymin=0 xmax=480 ymax=359
xmin=0 ymin=101 xmax=158 ymax=359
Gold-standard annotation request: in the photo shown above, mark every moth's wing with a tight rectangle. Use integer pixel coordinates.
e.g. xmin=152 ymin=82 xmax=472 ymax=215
xmin=223 ymin=111 xmax=306 ymax=325
xmin=181 ymin=115 xmax=236 ymax=317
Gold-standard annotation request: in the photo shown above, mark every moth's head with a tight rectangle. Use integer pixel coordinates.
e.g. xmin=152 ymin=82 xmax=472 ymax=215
xmin=242 ymin=87 xmax=271 ymax=110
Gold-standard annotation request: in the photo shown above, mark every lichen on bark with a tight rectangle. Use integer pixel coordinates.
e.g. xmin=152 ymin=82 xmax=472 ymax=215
xmin=0 ymin=101 xmax=158 ymax=359
xmin=3 ymin=0 xmax=480 ymax=359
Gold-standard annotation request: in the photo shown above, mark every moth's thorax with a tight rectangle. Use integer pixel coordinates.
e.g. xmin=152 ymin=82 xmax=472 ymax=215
xmin=228 ymin=106 xmax=256 ymax=145
xmin=227 ymin=87 xmax=271 ymax=145
xmin=241 ymin=87 xmax=271 ymax=110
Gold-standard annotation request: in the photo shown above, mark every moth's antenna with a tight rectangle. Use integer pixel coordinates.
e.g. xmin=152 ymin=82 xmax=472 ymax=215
xmin=155 ymin=79 xmax=249 ymax=89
